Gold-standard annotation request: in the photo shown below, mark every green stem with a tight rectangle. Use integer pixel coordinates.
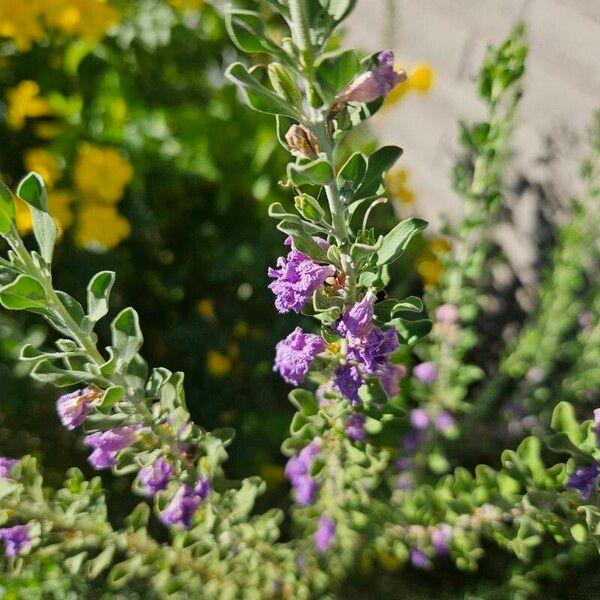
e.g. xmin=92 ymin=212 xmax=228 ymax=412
xmin=288 ymin=0 xmax=311 ymax=63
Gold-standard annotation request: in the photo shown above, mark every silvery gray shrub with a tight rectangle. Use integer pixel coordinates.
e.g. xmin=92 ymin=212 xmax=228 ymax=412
xmin=0 ymin=1 xmax=598 ymax=597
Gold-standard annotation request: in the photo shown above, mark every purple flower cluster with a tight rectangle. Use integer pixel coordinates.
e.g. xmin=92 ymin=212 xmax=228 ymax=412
xmin=410 ymin=548 xmax=431 ymax=569
xmin=274 ymin=327 xmax=326 ymax=386
xmin=56 ymin=387 xmax=100 ymax=430
xmin=0 ymin=524 xmax=31 ymax=557
xmin=435 ymin=303 xmax=460 ymax=325
xmin=567 ymin=464 xmax=599 ymax=501
xmin=409 ymin=409 xmax=455 ymax=433
xmin=138 ymin=457 xmax=173 ymax=496
xmin=413 ymin=361 xmax=437 ymax=384
xmin=285 ymin=440 xmax=321 ymax=506
xmin=160 ymin=479 xmax=212 ymax=528
xmin=336 ymin=50 xmax=407 ymax=104
xmin=345 ymin=413 xmax=367 ymax=441
xmin=314 ymin=515 xmax=336 ymax=553
xmin=0 ymin=457 xmax=18 ymax=479
xmin=84 ymin=425 xmax=141 ymax=470
xmin=431 ymin=523 xmax=453 ymax=556
xmin=333 ymin=294 xmax=402 ymax=404
xmin=268 ymin=248 xmax=334 ymax=314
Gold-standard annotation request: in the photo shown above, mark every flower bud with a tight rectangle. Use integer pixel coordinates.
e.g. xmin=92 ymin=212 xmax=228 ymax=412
xmin=267 ymin=62 xmax=301 ymax=106
xmin=336 ymin=50 xmax=407 ymax=104
xmin=285 ymin=124 xmax=320 ymax=159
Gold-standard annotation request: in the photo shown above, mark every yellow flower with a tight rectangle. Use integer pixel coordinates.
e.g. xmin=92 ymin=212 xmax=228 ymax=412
xmin=0 ymin=0 xmax=45 ymax=51
xmin=206 ymin=351 xmax=232 ymax=377
xmin=417 ymin=237 xmax=452 ymax=287
xmin=48 ymin=190 xmax=75 ymax=232
xmin=376 ymin=550 xmax=402 ymax=572
xmin=73 ymin=144 xmax=133 ymax=204
xmin=75 ymin=203 xmax=131 ymax=250
xmin=169 ymin=0 xmax=204 ymax=10
xmin=386 ymin=168 xmax=415 ymax=204
xmin=6 ymin=81 xmax=54 ymax=130
xmin=409 ymin=63 xmax=435 ymax=93
xmin=33 ymin=122 xmax=64 ymax=140
xmin=197 ymin=299 xmax=217 ymax=323
xmin=15 ymin=189 xmax=74 ymax=236
xmin=42 ymin=0 xmax=120 ymax=41
xmin=15 ymin=199 xmax=33 ymax=236
xmin=259 ymin=464 xmax=285 ymax=489
xmin=384 ymin=62 xmax=436 ymax=106
xmin=23 ymin=148 xmax=62 ymax=189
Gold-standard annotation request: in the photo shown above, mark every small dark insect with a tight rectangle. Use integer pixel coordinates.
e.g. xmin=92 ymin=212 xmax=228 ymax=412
xmin=375 ymin=289 xmax=388 ymax=302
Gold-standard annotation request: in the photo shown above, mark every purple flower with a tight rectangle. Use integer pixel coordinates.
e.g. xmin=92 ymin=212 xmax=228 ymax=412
xmin=594 ymin=409 xmax=600 ymax=447
xmin=0 ymin=524 xmax=31 ymax=557
xmin=334 ymin=293 xmax=375 ymax=344
xmin=336 ymin=50 xmax=407 ymax=104
xmin=138 ymin=458 xmax=173 ymax=496
xmin=295 ymin=476 xmax=317 ymax=505
xmin=347 ymin=326 xmax=399 ymax=374
xmin=274 ymin=328 xmax=326 ymax=386
xmin=403 ymin=430 xmax=424 ymax=452
xmin=346 ymin=414 xmax=367 ymax=441
xmin=397 ymin=474 xmax=413 ymax=491
xmin=379 ymin=363 xmax=406 ymax=397
xmin=286 ymin=440 xmax=321 ymax=506
xmin=567 ymin=464 xmax=599 ymax=501
xmin=268 ymin=250 xmax=334 ymax=314
xmin=431 ymin=524 xmax=453 ymax=556
xmin=160 ymin=484 xmax=202 ymax=528
xmin=410 ymin=408 xmax=430 ymax=430
xmin=314 ymin=516 xmax=336 ymax=553
xmin=194 ymin=478 xmax=212 ymax=501
xmin=413 ymin=362 xmax=437 ymax=384
xmin=0 ymin=458 xmax=18 ymax=479
xmin=435 ymin=303 xmax=459 ymax=325
xmin=56 ymin=387 xmax=100 ymax=430
xmin=84 ymin=425 xmax=141 ymax=470
xmin=410 ymin=548 xmax=431 ymax=569
xmin=435 ymin=410 xmax=455 ymax=432
xmin=334 ymin=364 xmax=364 ymax=406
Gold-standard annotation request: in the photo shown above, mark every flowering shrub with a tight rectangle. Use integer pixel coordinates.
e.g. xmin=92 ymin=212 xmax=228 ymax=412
xmin=0 ymin=1 xmax=598 ymax=597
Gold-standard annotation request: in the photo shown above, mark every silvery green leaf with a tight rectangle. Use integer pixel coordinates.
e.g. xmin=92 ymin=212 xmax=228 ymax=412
xmin=315 ymin=48 xmax=361 ymax=102
xmin=0 ymin=178 xmax=15 ymax=234
xmin=286 ymin=156 xmax=333 ymax=186
xmin=376 ymin=217 xmax=427 ymax=266
xmin=225 ymin=63 xmax=299 ymax=118
xmin=87 ymin=271 xmax=116 ymax=324
xmin=0 ymin=274 xmax=46 ymax=310
xmin=30 ymin=359 xmax=101 ymax=386
xmin=17 ymin=172 xmax=58 ymax=264
xmin=111 ymin=307 xmax=143 ymax=369
xmin=353 ymin=146 xmax=403 ymax=202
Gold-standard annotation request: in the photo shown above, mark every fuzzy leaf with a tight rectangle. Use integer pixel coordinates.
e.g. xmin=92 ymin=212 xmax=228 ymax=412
xmin=376 ymin=218 xmax=427 ymax=266
xmin=17 ymin=172 xmax=58 ymax=264
xmin=87 ymin=271 xmax=116 ymax=323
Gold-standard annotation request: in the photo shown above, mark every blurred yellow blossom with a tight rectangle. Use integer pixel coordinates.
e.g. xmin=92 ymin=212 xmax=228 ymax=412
xmin=169 ymin=0 xmax=204 ymax=9
xmin=259 ymin=464 xmax=285 ymax=489
xmin=376 ymin=549 xmax=401 ymax=572
xmin=386 ymin=168 xmax=415 ymax=204
xmin=16 ymin=189 xmax=74 ymax=236
xmin=43 ymin=0 xmax=120 ymax=42
xmin=75 ymin=203 xmax=131 ymax=249
xmin=197 ymin=299 xmax=217 ymax=323
xmin=385 ymin=62 xmax=436 ymax=106
xmin=73 ymin=144 xmax=133 ymax=204
xmin=0 ymin=1 xmax=45 ymax=51
xmin=206 ymin=350 xmax=232 ymax=377
xmin=6 ymin=81 xmax=54 ymax=130
xmin=23 ymin=148 xmax=62 ymax=189
xmin=48 ymin=190 xmax=75 ymax=232
xmin=409 ymin=63 xmax=435 ymax=92
xmin=417 ymin=237 xmax=452 ymax=287
xmin=33 ymin=122 xmax=64 ymax=140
